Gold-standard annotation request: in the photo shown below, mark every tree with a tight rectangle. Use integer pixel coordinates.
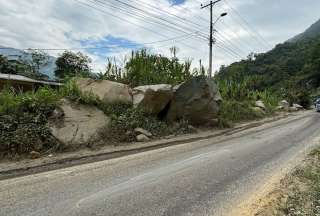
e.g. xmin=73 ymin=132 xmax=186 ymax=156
xmin=0 ymin=55 xmax=30 ymax=75
xmin=0 ymin=55 xmax=10 ymax=73
xmin=28 ymin=49 xmax=49 ymax=75
xmin=17 ymin=50 xmax=50 ymax=80
xmin=55 ymin=51 xmax=92 ymax=79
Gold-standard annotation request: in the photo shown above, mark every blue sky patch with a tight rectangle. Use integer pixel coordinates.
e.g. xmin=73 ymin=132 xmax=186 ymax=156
xmin=79 ymin=35 xmax=144 ymax=57
xmin=169 ymin=0 xmax=186 ymax=5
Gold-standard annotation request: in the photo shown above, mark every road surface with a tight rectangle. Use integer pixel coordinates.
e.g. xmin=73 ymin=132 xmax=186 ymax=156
xmin=1 ymin=111 xmax=320 ymax=216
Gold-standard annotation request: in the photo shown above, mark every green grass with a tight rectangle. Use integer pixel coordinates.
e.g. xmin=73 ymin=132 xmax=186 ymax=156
xmin=218 ymin=100 xmax=265 ymax=126
xmin=0 ymin=86 xmax=59 ymax=116
xmin=0 ymin=81 xmax=102 ymax=158
xmin=216 ymin=79 xmax=279 ymax=126
xmin=98 ymin=103 xmax=193 ymax=143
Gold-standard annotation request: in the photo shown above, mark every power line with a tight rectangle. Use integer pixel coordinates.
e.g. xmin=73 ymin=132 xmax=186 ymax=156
xmin=75 ymin=0 xmax=205 ymax=51
xmin=83 ymin=0 xmax=249 ymax=61
xmin=216 ymin=40 xmax=243 ymax=59
xmin=108 ymin=0 xmax=208 ymax=40
xmin=223 ymin=0 xmax=272 ymax=49
xmin=0 ymin=30 xmax=203 ymax=51
xmin=131 ymin=0 xmax=248 ymax=58
xmin=127 ymin=0 xmax=250 ymax=59
xmin=193 ymin=0 xmax=266 ymax=52
xmin=90 ymin=0 xmax=209 ymax=42
xmin=215 ymin=31 xmax=247 ymax=57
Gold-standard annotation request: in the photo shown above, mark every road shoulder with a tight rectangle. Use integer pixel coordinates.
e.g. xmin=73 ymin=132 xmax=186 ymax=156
xmin=227 ymin=133 xmax=320 ymax=216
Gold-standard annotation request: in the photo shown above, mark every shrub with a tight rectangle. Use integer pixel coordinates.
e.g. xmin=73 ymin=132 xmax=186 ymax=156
xmin=0 ymin=114 xmax=59 ymax=158
xmin=0 ymin=86 xmax=63 ymax=158
xmin=60 ymin=79 xmax=100 ymax=105
xmin=99 ymin=104 xmax=193 ymax=143
xmin=218 ymin=100 xmax=265 ymax=125
xmin=101 ymin=49 xmax=198 ymax=87
xmin=0 ymin=86 xmax=59 ymax=116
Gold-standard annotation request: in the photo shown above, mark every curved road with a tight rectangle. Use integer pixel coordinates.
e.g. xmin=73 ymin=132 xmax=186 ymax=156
xmin=1 ymin=111 xmax=320 ymax=216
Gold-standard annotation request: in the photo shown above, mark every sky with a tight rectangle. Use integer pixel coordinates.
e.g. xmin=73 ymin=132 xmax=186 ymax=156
xmin=0 ymin=0 xmax=319 ymax=74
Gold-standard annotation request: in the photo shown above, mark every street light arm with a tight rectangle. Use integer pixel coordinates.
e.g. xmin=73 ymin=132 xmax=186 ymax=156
xmin=212 ymin=13 xmax=228 ymax=27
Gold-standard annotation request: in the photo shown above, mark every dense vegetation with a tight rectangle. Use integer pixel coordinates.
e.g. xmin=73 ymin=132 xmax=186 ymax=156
xmin=0 ymin=50 xmax=51 ymax=80
xmin=55 ymin=51 xmax=93 ymax=79
xmin=4 ymin=29 xmax=320 ymax=158
xmin=0 ymin=79 xmax=193 ymax=158
xmin=215 ymin=37 xmax=320 ymax=107
xmin=99 ymin=48 xmax=203 ymax=87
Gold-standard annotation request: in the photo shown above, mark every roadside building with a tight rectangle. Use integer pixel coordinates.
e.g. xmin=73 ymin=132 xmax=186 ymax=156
xmin=0 ymin=73 xmax=62 ymax=92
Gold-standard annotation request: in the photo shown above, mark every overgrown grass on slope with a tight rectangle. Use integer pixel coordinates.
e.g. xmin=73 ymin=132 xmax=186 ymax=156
xmin=0 ymin=80 xmax=193 ymax=156
xmin=217 ymin=79 xmax=279 ymax=126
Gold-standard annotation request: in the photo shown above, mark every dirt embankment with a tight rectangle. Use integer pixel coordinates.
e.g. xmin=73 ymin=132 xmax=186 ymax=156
xmin=252 ymin=148 xmax=320 ymax=216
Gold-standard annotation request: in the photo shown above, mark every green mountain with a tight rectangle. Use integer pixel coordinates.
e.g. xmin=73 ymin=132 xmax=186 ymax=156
xmin=289 ymin=19 xmax=320 ymax=42
xmin=215 ymin=19 xmax=320 ymax=99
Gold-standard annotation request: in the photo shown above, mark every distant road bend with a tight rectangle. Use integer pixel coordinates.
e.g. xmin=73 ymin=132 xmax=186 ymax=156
xmin=1 ymin=111 xmax=320 ymax=216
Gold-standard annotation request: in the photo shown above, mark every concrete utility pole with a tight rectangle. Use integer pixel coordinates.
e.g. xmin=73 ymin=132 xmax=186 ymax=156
xmin=201 ymin=0 xmax=222 ymax=78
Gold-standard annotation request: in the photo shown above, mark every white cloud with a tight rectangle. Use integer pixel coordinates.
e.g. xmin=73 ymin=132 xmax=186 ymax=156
xmin=0 ymin=0 xmax=319 ymax=75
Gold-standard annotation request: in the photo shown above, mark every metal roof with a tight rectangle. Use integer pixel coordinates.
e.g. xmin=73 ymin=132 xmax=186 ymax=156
xmin=0 ymin=73 xmax=62 ymax=86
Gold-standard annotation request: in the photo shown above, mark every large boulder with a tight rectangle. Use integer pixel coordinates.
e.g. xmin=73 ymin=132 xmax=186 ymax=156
xmin=75 ymin=78 xmax=132 ymax=104
xmin=166 ymin=76 xmax=222 ymax=125
xmin=49 ymin=99 xmax=110 ymax=148
xmin=132 ymin=84 xmax=173 ymax=115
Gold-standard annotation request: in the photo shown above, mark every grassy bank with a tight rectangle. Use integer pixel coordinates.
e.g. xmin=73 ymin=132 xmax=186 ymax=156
xmin=255 ymin=148 xmax=320 ymax=216
xmin=217 ymin=79 xmax=279 ymax=127
xmin=0 ymin=76 xmax=281 ymax=159
xmin=0 ymin=81 xmax=193 ymax=158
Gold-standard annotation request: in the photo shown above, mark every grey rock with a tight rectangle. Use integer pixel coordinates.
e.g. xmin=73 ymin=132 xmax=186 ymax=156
xmin=136 ymin=134 xmax=150 ymax=142
xmin=30 ymin=151 xmax=41 ymax=159
xmin=49 ymin=99 xmax=110 ymax=148
xmin=289 ymin=107 xmax=299 ymax=112
xmin=75 ymin=78 xmax=132 ymax=104
xmin=164 ymin=135 xmax=176 ymax=139
xmin=166 ymin=76 xmax=222 ymax=125
xmin=134 ymin=128 xmax=153 ymax=137
xmin=279 ymin=100 xmax=290 ymax=110
xmin=255 ymin=100 xmax=266 ymax=110
xmin=293 ymin=103 xmax=304 ymax=110
xmin=252 ymin=106 xmax=266 ymax=115
xmin=132 ymin=84 xmax=173 ymax=115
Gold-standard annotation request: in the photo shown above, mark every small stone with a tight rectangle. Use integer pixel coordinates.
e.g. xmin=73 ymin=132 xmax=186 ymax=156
xmin=276 ymin=105 xmax=284 ymax=110
xmin=293 ymin=103 xmax=303 ymax=110
xmin=289 ymin=107 xmax=299 ymax=112
xmin=134 ymin=128 xmax=153 ymax=137
xmin=187 ymin=125 xmax=197 ymax=131
xmin=252 ymin=106 xmax=266 ymax=115
xmin=48 ymin=154 xmax=53 ymax=158
xmin=165 ymin=135 xmax=175 ymax=139
xmin=49 ymin=107 xmax=64 ymax=120
xmin=255 ymin=100 xmax=266 ymax=110
xmin=279 ymin=100 xmax=290 ymax=110
xmin=136 ymin=134 xmax=150 ymax=142
xmin=30 ymin=151 xmax=41 ymax=159
xmin=126 ymin=131 xmax=133 ymax=136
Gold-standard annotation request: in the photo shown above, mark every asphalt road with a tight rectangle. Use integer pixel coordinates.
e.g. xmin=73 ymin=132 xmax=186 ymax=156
xmin=1 ymin=111 xmax=320 ymax=216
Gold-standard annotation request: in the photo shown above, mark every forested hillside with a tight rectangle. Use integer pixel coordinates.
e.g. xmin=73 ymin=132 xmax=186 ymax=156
xmin=290 ymin=19 xmax=320 ymax=42
xmin=215 ymin=20 xmax=320 ymax=104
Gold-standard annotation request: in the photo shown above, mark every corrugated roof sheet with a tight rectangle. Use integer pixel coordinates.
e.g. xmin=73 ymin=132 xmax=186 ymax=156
xmin=0 ymin=73 xmax=62 ymax=86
